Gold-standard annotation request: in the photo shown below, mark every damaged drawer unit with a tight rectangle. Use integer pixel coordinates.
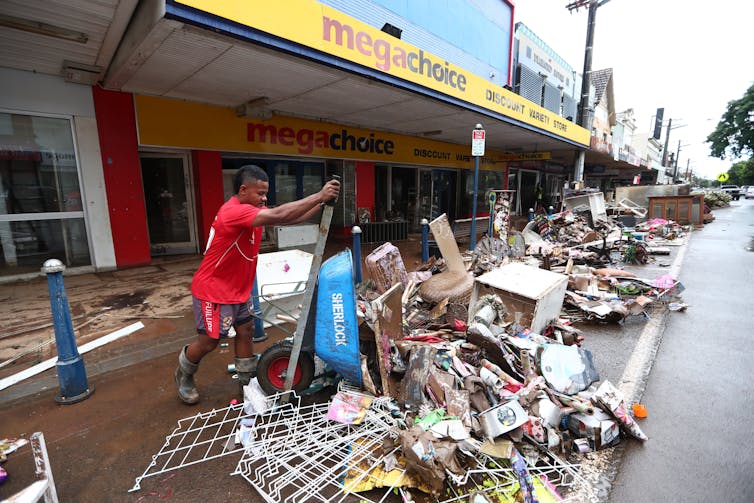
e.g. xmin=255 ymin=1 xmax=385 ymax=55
xmin=469 ymin=262 xmax=568 ymax=334
xmin=364 ymin=242 xmax=408 ymax=293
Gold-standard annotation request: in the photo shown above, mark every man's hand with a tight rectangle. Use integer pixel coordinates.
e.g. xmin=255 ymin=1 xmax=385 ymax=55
xmin=320 ymin=179 xmax=340 ymax=205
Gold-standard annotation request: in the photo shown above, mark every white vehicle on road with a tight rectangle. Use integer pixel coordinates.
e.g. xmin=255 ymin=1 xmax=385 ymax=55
xmin=721 ymin=185 xmax=742 ymax=200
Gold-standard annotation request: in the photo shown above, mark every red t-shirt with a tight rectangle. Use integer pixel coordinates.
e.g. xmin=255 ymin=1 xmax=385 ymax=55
xmin=191 ymin=197 xmax=264 ymax=304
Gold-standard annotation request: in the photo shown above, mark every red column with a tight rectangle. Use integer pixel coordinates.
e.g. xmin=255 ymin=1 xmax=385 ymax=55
xmin=191 ymin=150 xmax=224 ymax=248
xmin=92 ymin=88 xmax=151 ymax=267
xmin=355 ymin=161 xmax=375 ymax=220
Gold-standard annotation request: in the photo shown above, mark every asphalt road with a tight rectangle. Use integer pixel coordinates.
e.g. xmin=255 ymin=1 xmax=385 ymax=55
xmin=608 ymin=198 xmax=754 ymax=502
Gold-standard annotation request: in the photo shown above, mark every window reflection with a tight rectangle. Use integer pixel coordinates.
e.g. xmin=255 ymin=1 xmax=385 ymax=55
xmin=0 ymin=112 xmax=90 ymax=276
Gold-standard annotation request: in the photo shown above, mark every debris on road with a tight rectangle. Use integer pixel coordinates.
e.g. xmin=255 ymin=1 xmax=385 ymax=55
xmin=133 ymin=192 xmax=690 ymax=501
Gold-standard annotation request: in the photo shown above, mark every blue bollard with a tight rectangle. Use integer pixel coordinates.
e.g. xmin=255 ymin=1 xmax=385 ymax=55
xmin=421 ymin=218 xmax=429 ymax=262
xmin=528 ymin=208 xmax=535 ymax=222
xmin=42 ymin=259 xmax=94 ymax=404
xmin=351 ymin=226 xmax=362 ymax=285
xmin=251 ymin=277 xmax=265 ymax=343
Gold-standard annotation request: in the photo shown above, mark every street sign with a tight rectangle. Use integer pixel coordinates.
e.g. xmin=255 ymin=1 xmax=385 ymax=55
xmin=471 ymin=128 xmax=486 ymax=156
xmin=717 ymin=173 xmax=729 ymax=182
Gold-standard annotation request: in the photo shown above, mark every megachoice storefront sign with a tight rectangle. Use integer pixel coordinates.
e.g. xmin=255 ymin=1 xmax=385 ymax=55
xmin=135 ymin=95 xmax=548 ymax=168
xmin=168 ymin=0 xmax=590 ymax=147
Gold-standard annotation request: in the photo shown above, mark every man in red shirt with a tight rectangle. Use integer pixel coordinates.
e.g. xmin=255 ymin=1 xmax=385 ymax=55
xmin=176 ymin=165 xmax=340 ymax=404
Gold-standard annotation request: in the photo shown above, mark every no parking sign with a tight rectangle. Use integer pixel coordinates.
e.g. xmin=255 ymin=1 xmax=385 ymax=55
xmin=471 ymin=128 xmax=486 ymax=156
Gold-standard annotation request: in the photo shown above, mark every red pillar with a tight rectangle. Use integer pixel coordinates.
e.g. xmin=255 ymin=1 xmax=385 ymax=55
xmin=92 ymin=88 xmax=151 ymax=267
xmin=355 ymin=162 xmax=375 ymax=220
xmin=191 ymin=150 xmax=224 ymax=248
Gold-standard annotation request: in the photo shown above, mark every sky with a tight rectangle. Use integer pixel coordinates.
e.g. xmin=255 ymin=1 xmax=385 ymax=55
xmin=512 ymin=0 xmax=754 ymax=180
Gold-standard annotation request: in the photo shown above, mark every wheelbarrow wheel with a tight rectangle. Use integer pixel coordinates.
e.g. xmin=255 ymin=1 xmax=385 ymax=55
xmin=256 ymin=340 xmax=315 ymax=395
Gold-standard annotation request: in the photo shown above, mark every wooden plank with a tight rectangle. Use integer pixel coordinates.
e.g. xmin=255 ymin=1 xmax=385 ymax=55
xmin=372 ymin=282 xmax=403 ymax=399
xmin=428 ymin=213 xmax=466 ymax=273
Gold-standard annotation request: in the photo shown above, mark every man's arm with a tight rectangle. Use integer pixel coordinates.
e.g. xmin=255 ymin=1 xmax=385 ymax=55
xmin=252 ymin=179 xmax=339 ymax=227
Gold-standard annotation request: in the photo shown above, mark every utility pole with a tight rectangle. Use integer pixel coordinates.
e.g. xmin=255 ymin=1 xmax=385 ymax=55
xmin=661 ymin=118 xmax=672 ymax=168
xmin=568 ymin=0 xmax=613 ymax=184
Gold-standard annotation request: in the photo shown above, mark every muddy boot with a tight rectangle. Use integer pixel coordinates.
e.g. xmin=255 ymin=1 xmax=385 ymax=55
xmin=234 ymin=356 xmax=258 ymax=396
xmin=175 ymin=346 xmax=200 ymax=404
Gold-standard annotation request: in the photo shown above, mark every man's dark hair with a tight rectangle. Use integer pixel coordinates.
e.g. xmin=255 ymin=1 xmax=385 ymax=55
xmin=233 ymin=165 xmax=269 ymax=194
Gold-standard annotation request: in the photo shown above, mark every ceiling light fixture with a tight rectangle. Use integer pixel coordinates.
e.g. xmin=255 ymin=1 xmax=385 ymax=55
xmin=0 ymin=14 xmax=88 ymax=43
xmin=62 ymin=60 xmax=102 ymax=85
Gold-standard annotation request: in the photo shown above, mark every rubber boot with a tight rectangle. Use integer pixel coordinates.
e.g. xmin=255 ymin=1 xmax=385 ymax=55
xmin=175 ymin=346 xmax=200 ymax=404
xmin=235 ymin=356 xmax=258 ymax=396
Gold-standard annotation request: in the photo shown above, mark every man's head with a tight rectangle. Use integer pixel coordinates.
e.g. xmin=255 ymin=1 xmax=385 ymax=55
xmin=234 ymin=165 xmax=269 ymax=207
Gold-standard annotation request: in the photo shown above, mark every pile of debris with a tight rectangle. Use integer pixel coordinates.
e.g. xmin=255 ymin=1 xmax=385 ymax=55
xmin=133 ymin=199 xmax=688 ymax=502
xmin=330 ymin=213 xmax=666 ymax=500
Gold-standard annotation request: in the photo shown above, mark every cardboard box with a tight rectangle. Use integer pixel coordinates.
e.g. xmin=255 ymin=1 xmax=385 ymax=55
xmin=469 ymin=262 xmax=568 ymax=334
xmin=567 ymin=410 xmax=620 ymax=450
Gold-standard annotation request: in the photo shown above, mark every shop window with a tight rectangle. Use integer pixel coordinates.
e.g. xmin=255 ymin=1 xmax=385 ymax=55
xmin=461 ymin=169 xmax=507 ymax=218
xmin=0 ymin=112 xmax=90 ymax=276
xmin=221 ymin=158 xmax=323 ymax=209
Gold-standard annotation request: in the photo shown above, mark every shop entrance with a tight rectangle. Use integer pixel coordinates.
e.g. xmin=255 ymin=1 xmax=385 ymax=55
xmin=417 ymin=168 xmax=457 ymax=223
xmin=509 ymin=168 xmax=540 ymax=215
xmin=139 ymin=153 xmax=197 ymax=255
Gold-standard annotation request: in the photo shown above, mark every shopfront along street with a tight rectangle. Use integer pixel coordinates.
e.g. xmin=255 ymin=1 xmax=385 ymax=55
xmin=1 ymin=1 xmax=753 ymax=502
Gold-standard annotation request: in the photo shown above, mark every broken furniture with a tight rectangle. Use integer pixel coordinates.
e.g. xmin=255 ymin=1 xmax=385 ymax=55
xmin=364 ymin=242 xmax=408 ymax=293
xmin=647 ymin=194 xmax=705 ymax=227
xmin=564 ymin=192 xmax=608 ymax=227
xmin=469 ymin=262 xmax=568 ymax=334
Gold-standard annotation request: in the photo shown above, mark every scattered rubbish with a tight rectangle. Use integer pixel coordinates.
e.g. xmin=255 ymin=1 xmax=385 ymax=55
xmin=0 ymin=437 xmax=29 ymax=460
xmin=632 ymin=403 xmax=648 ymax=418
xmin=539 ymin=344 xmax=600 ymax=394
xmin=479 ymin=400 xmax=528 ymax=437
xmin=326 ymin=391 xmax=373 ymax=424
xmin=132 ymin=193 xmax=695 ymax=501
xmin=0 ymin=432 xmax=57 ymax=501
xmin=593 ymin=380 xmax=648 ymax=441
xmin=567 ymin=409 xmax=620 ymax=450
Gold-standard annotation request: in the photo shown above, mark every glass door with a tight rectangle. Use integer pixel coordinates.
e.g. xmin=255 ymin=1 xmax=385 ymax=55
xmin=432 ymin=169 xmax=457 ymax=222
xmin=0 ymin=112 xmax=91 ymax=276
xmin=417 ymin=169 xmax=433 ymax=221
xmin=139 ymin=153 xmax=196 ymax=255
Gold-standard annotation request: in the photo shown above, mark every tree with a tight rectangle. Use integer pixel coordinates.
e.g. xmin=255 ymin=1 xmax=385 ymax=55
xmin=727 ymin=158 xmax=754 ymax=186
xmin=707 ymin=83 xmax=754 ymax=159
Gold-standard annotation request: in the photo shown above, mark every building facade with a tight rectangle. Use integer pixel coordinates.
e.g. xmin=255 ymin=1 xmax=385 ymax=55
xmin=1 ymin=0 xmax=601 ymax=281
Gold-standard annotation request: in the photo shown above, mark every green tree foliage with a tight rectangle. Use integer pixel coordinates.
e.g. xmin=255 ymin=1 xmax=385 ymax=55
xmin=707 ymin=83 xmax=754 ymax=159
xmin=727 ymin=158 xmax=754 ymax=185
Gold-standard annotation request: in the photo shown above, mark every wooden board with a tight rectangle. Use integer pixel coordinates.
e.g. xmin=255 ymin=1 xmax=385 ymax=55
xmin=428 ymin=213 xmax=466 ymax=274
xmin=372 ymin=282 xmax=404 ymax=398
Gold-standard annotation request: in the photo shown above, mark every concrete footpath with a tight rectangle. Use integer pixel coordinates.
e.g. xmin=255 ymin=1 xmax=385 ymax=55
xmin=0 ymin=235 xmax=427 ymax=502
xmin=0 ymin=228 xmax=689 ymax=502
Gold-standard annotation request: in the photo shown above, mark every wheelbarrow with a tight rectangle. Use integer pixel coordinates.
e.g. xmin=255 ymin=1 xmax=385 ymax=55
xmin=254 ymin=248 xmax=362 ymax=395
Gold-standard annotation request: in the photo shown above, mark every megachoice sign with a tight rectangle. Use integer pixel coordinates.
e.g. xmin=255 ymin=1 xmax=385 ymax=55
xmin=170 ymin=0 xmax=590 ymax=146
